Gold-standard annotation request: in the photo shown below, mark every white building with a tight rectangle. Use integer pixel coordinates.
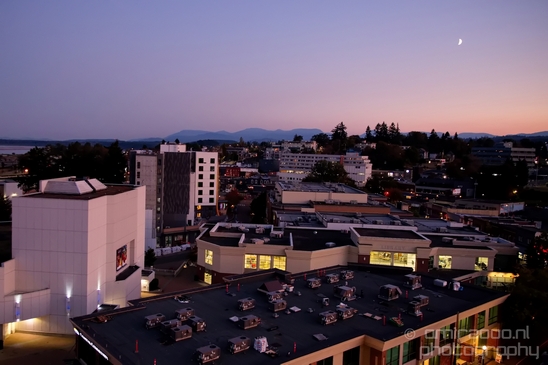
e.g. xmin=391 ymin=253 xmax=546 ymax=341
xmin=0 ymin=177 xmax=145 ymax=336
xmin=278 ymin=152 xmax=372 ymax=186
xmin=0 ymin=179 xmax=23 ymax=200
xmin=265 ymin=140 xmax=318 ymax=159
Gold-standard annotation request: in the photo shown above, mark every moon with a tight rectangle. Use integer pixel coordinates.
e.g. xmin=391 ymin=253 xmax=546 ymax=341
xmin=458 ymin=39 xmax=463 ymax=46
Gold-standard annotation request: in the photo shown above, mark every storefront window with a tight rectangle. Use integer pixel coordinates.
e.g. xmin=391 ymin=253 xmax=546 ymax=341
xmin=370 ymin=251 xmax=392 ymax=266
xmin=259 ymin=255 xmax=271 ymax=270
xmin=477 ymin=311 xmax=485 ymax=330
xmin=205 ymin=249 xmax=213 ymax=265
xmin=393 ymin=253 xmax=416 ymax=269
xmin=204 ymin=271 xmax=212 ymax=284
xmin=244 ymin=254 xmax=257 ymax=269
xmin=273 ymin=256 xmax=286 ymax=270
xmin=439 ymin=255 xmax=452 ymax=269
xmin=475 ymin=257 xmax=488 ymax=271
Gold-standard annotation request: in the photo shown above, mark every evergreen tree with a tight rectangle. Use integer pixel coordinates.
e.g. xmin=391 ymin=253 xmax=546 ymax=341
xmin=365 ymin=126 xmax=373 ymax=142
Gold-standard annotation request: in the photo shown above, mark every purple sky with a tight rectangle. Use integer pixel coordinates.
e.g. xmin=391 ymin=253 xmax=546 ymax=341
xmin=1 ymin=1 xmax=547 ymax=140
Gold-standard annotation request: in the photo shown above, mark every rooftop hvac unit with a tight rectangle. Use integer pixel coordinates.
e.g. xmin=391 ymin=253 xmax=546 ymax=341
xmin=251 ymin=238 xmax=265 ymax=245
xmin=333 ymin=218 xmax=340 ymax=223
xmin=307 ymin=277 xmax=322 ymax=289
xmin=176 ymin=307 xmax=195 ymax=321
xmin=186 ymin=316 xmax=206 ymax=332
xmin=144 ymin=313 xmax=166 ymax=329
xmin=413 ymin=295 xmax=430 ymax=307
xmin=355 ymin=212 xmax=362 ymax=217
xmin=337 ymin=306 xmax=358 ymax=320
xmin=268 ymin=299 xmax=287 ymax=312
xmin=407 ymin=301 xmax=423 ymax=317
xmin=238 ymin=226 xmax=249 ymax=232
xmin=403 ymin=274 xmax=423 ymax=290
xmin=340 ymin=270 xmax=354 ymax=280
xmin=194 ymin=344 xmax=221 ymax=365
xmin=350 ymin=200 xmax=358 ymax=204
xmin=270 ymin=231 xmax=283 ymax=238
xmin=228 ymin=336 xmax=252 ymax=354
xmin=402 ymin=219 xmax=414 ymax=225
xmin=325 ymin=199 xmax=334 ymax=204
xmin=237 ymin=298 xmax=255 ymax=311
xmin=160 ymin=319 xmax=181 ymax=334
xmin=378 ymin=284 xmax=402 ymax=301
xmin=390 ymin=221 xmax=402 ymax=226
xmin=373 ymin=220 xmax=384 ymax=225
xmin=319 ymin=310 xmax=338 ymax=325
xmin=267 ymin=291 xmax=282 ymax=302
xmin=333 ymin=285 xmax=357 ymax=302
xmin=170 ymin=325 xmax=192 ymax=341
xmin=436 ymin=227 xmax=448 ymax=233
xmin=325 ymin=241 xmax=336 ymax=248
xmin=442 ymin=237 xmax=455 ymax=243
xmin=254 ymin=336 xmax=269 ymax=353
xmin=352 ymin=219 xmax=361 ymax=224
xmin=238 ymin=315 xmax=261 ymax=329
xmin=255 ymin=227 xmax=265 ymax=234
xmin=325 ymin=273 xmax=339 ymax=284
xmin=433 ymin=279 xmax=447 ymax=288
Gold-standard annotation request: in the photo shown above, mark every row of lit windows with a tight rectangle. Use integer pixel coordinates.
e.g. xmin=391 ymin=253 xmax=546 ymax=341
xmin=204 ymin=251 xmax=287 ymax=271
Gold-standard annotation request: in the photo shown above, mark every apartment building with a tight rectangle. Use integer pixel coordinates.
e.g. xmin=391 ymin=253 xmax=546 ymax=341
xmin=129 ymin=144 xmax=219 ymax=248
xmin=69 ymin=266 xmax=508 ymax=365
xmin=0 ymin=177 xmax=145 ymax=337
xmin=278 ymin=152 xmax=372 ymax=187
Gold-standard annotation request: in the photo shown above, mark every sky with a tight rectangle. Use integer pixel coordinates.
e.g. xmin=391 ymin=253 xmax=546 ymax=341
xmin=1 ymin=1 xmax=547 ymax=140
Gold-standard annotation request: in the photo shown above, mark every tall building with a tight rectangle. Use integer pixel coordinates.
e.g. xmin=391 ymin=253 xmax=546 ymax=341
xmin=278 ymin=152 xmax=372 ymax=187
xmin=129 ymin=144 xmax=219 ymax=248
xmin=0 ymin=177 xmax=145 ymax=336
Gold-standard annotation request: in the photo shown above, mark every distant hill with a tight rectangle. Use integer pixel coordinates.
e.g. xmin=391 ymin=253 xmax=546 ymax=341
xmin=457 ymin=132 xmax=496 ymax=139
xmin=164 ymin=128 xmax=324 ymax=143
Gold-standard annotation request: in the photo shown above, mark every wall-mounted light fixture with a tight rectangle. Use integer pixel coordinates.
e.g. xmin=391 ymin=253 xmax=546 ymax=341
xmin=14 ymin=302 xmax=21 ymax=322
xmin=66 ymin=297 xmax=71 ymax=316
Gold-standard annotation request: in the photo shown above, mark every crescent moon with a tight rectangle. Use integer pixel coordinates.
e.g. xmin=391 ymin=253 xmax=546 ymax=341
xmin=458 ymin=39 xmax=463 ymax=46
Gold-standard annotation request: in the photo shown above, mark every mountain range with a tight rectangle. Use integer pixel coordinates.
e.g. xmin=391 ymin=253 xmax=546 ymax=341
xmin=2 ymin=129 xmax=548 ymax=146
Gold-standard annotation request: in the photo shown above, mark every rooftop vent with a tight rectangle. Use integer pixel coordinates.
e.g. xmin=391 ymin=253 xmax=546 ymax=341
xmin=325 ymin=242 xmax=336 ymax=248
xmin=378 ymin=284 xmax=402 ymax=301
xmin=228 ymin=336 xmax=252 ymax=354
xmin=436 ymin=227 xmax=449 ymax=233
xmin=403 ymin=274 xmax=422 ymax=290
xmin=193 ymin=344 xmax=221 ymax=364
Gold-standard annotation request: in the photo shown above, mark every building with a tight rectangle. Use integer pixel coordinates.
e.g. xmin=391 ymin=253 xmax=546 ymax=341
xmin=278 ymin=152 xmax=372 ymax=187
xmin=274 ymin=182 xmax=368 ymax=206
xmin=129 ymin=144 xmax=219 ymax=249
xmin=471 ymin=142 xmax=536 ymax=168
xmin=426 ymin=199 xmax=525 ymax=219
xmin=0 ymin=179 xmax=23 ymax=199
xmin=265 ymin=140 xmax=318 ymax=159
xmin=0 ymin=177 xmax=145 ymax=336
xmin=69 ymin=266 xmax=508 ymax=365
xmin=195 ymin=217 xmax=518 ymax=286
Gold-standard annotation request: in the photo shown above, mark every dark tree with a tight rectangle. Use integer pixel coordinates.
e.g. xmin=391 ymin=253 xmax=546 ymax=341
xmin=365 ymin=126 xmax=373 ymax=142
xmin=303 ymin=160 xmax=354 ymax=186
xmin=0 ymin=197 xmax=11 ymax=221
xmin=144 ymin=248 xmax=157 ymax=267
xmin=175 ymin=138 xmax=180 ymax=144
xmin=103 ymin=141 xmax=127 ymax=183
xmin=293 ymin=134 xmax=303 ymax=142
xmin=250 ymin=192 xmax=268 ymax=224
xmin=311 ymin=133 xmax=331 ymax=148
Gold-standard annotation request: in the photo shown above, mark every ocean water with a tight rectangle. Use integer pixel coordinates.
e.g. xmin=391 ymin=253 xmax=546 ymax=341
xmin=0 ymin=145 xmax=36 ymax=155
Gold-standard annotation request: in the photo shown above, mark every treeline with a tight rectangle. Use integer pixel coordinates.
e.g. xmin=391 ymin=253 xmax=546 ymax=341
xmin=16 ymin=141 xmax=127 ymax=192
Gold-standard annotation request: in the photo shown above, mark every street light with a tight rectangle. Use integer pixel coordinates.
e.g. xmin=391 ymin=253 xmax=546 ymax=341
xmin=482 ymin=345 xmax=487 ymax=365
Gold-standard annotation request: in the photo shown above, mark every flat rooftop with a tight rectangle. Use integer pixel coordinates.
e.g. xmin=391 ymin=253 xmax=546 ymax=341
xmin=424 ymin=235 xmax=493 ymax=250
xmin=277 ymin=182 xmax=365 ymax=195
xmin=354 ymin=228 xmax=425 ymax=240
xmin=23 ymin=184 xmax=136 ymax=200
xmin=71 ymin=266 xmax=507 ymax=365
xmin=286 ymin=228 xmax=355 ymax=251
xmin=201 ymin=226 xmax=291 ymax=247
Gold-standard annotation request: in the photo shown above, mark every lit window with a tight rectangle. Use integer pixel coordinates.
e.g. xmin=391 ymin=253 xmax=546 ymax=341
xmin=385 ymin=345 xmax=399 ymax=365
xmin=244 ymin=254 xmax=257 ymax=269
xmin=488 ymin=306 xmax=498 ymax=325
xmin=370 ymin=251 xmax=392 ymax=266
xmin=259 ymin=255 xmax=271 ymax=270
xmin=272 ymin=256 xmax=286 ymax=270
xmin=475 ymin=257 xmax=488 ymax=271
xmin=439 ymin=255 xmax=452 ymax=269
xmin=205 ymin=250 xmax=213 ymax=265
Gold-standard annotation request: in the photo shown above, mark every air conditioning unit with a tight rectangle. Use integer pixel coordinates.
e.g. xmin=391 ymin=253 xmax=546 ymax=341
xmin=436 ymin=227 xmax=448 ymax=233
xmin=390 ymin=221 xmax=402 ymax=226
xmin=373 ymin=220 xmax=384 ymax=225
